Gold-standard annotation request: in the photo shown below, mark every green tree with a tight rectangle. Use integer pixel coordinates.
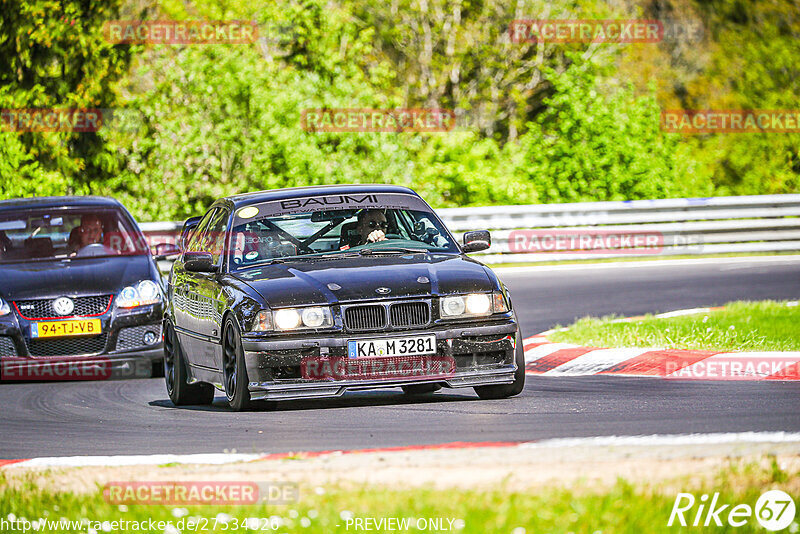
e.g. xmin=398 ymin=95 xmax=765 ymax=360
xmin=512 ymin=56 xmax=713 ymax=203
xmin=0 ymin=0 xmax=135 ymax=196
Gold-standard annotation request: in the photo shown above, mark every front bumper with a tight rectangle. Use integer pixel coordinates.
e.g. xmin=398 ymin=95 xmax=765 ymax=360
xmin=0 ymin=303 xmax=164 ymax=380
xmin=240 ymin=321 xmax=519 ymax=401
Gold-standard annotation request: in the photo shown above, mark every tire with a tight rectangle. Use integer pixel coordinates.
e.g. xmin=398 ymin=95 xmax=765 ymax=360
xmin=402 ymin=383 xmax=442 ymax=396
xmin=222 ymin=318 xmax=253 ymax=412
xmin=474 ymin=329 xmax=525 ymax=400
xmin=164 ymin=321 xmax=214 ymax=406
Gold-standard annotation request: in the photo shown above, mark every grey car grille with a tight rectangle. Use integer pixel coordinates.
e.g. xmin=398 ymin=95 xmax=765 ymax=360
xmin=116 ymin=324 xmax=162 ymax=351
xmin=25 ymin=334 xmax=108 ymax=357
xmin=13 ymin=295 xmax=111 ymax=320
xmin=0 ymin=336 xmax=17 ymax=357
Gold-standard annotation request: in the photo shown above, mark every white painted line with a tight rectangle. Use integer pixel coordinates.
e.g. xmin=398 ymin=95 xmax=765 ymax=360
xmin=5 ymin=453 xmax=262 ymax=469
xmin=519 ymin=432 xmax=800 ymax=449
xmin=523 ymin=343 xmax=579 ymax=363
xmin=6 ymin=433 xmax=800 ymax=471
xmin=544 ymin=348 xmax=649 ymax=376
xmin=653 ymin=308 xmax=712 ymax=318
xmin=494 ymin=255 xmax=800 ymax=274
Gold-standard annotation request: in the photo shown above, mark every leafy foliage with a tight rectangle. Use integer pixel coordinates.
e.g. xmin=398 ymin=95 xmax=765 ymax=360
xmin=0 ymin=0 xmax=796 ymax=220
xmin=0 ymin=0 xmax=134 ymax=197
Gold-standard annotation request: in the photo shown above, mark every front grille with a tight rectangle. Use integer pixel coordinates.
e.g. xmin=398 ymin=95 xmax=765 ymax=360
xmin=344 ymin=301 xmax=431 ymax=331
xmin=344 ymin=305 xmax=387 ymax=331
xmin=0 ymin=336 xmax=17 ymax=357
xmin=116 ymin=324 xmax=162 ymax=351
xmin=25 ymin=334 xmax=108 ymax=357
xmin=389 ymin=302 xmax=430 ymax=328
xmin=14 ymin=295 xmax=112 ymax=320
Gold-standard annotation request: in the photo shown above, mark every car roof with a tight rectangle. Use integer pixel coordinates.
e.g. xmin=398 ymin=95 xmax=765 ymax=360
xmin=0 ymin=196 xmax=124 ymax=212
xmin=224 ymin=184 xmax=420 ymax=209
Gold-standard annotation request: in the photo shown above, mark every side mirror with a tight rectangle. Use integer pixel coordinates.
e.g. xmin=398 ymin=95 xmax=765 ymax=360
xmin=184 ymin=252 xmax=216 ymax=273
xmin=153 ymin=242 xmax=181 ymax=260
xmin=462 ymin=230 xmax=491 ymax=253
xmin=180 ymin=216 xmax=202 ymax=250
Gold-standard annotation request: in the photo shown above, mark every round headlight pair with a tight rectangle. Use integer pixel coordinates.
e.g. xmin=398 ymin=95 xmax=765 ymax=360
xmin=272 ymin=307 xmax=331 ymax=330
xmin=116 ymin=280 xmax=161 ymax=308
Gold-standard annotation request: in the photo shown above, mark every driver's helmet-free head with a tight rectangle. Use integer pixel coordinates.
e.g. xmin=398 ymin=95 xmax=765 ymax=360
xmin=69 ymin=214 xmax=104 ymax=250
xmin=355 ymin=209 xmax=389 ymax=242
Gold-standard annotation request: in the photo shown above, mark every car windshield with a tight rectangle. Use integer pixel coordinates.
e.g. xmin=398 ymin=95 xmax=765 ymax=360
xmin=229 ymin=202 xmax=458 ymax=270
xmin=0 ymin=207 xmax=148 ymax=263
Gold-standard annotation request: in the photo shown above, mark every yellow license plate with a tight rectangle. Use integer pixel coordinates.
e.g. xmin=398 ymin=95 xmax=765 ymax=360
xmin=32 ymin=319 xmax=102 ymax=338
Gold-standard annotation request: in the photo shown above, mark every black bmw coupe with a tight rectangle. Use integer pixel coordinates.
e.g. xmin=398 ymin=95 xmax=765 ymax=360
xmin=165 ymin=185 xmax=525 ymax=410
xmin=0 ymin=196 xmax=166 ymax=380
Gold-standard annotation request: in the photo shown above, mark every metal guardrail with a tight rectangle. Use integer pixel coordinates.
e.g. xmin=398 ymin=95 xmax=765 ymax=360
xmin=140 ymin=194 xmax=800 ymax=265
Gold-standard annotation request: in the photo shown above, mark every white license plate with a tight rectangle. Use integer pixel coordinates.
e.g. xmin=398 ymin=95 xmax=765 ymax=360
xmin=348 ymin=334 xmax=436 ymax=359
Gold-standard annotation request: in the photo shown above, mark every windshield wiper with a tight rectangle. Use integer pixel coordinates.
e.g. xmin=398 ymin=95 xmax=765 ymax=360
xmin=244 ymin=257 xmax=290 ymax=268
xmin=360 ymin=247 xmax=428 ymax=255
xmin=318 ymin=251 xmax=363 ymax=259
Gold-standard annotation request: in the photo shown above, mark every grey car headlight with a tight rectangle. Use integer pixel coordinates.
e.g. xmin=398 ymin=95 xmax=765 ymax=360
xmin=116 ymin=280 xmax=162 ymax=309
xmin=0 ymin=297 xmax=10 ymax=316
xmin=439 ymin=292 xmax=508 ymax=318
xmin=252 ymin=306 xmax=333 ymax=332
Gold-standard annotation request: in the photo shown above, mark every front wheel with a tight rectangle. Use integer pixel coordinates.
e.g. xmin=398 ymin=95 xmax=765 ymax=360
xmin=474 ymin=330 xmax=525 ymax=400
xmin=222 ymin=318 xmax=254 ymax=412
xmin=164 ymin=320 xmax=214 ymax=406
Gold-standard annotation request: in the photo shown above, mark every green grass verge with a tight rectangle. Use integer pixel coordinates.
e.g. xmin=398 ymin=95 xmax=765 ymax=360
xmin=0 ymin=460 xmax=797 ymax=533
xmin=549 ymin=300 xmax=800 ymax=351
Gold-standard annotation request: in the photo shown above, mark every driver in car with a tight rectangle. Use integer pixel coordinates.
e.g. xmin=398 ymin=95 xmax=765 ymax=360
xmin=68 ymin=214 xmax=104 ymax=254
xmin=356 ymin=209 xmax=389 ymax=244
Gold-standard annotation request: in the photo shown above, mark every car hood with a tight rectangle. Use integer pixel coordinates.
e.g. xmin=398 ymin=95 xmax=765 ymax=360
xmin=0 ymin=255 xmax=155 ymax=301
xmin=233 ymin=254 xmax=495 ymax=308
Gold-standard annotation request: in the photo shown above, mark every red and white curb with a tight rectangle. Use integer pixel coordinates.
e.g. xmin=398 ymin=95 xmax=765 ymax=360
xmin=4 ymin=432 xmax=800 ymax=469
xmin=0 ymin=442 xmax=528 ymax=469
xmin=523 ymin=307 xmax=800 ymax=380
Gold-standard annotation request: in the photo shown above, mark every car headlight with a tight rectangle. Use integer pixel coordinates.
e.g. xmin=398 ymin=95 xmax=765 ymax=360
xmin=440 ymin=292 xmax=508 ymax=318
xmin=0 ymin=297 xmax=10 ymax=316
xmin=116 ymin=280 xmax=162 ymax=308
xmin=252 ymin=306 xmax=333 ymax=332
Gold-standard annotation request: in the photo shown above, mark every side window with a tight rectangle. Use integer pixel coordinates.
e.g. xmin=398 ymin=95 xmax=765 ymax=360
xmin=185 ymin=208 xmax=218 ymax=254
xmin=207 ymin=208 xmax=229 ymax=264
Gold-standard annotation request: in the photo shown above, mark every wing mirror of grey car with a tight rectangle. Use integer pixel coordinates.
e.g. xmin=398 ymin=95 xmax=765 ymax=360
xmin=153 ymin=242 xmax=181 ymax=260
xmin=462 ymin=230 xmax=491 ymax=253
xmin=184 ymin=252 xmax=216 ymax=273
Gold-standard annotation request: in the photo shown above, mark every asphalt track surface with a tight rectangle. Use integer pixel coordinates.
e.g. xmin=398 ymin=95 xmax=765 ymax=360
xmin=2 ymin=256 xmax=799 ymax=459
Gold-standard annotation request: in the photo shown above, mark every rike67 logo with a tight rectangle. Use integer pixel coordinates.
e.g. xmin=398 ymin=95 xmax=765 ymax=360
xmin=669 ymin=490 xmax=796 ymax=530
